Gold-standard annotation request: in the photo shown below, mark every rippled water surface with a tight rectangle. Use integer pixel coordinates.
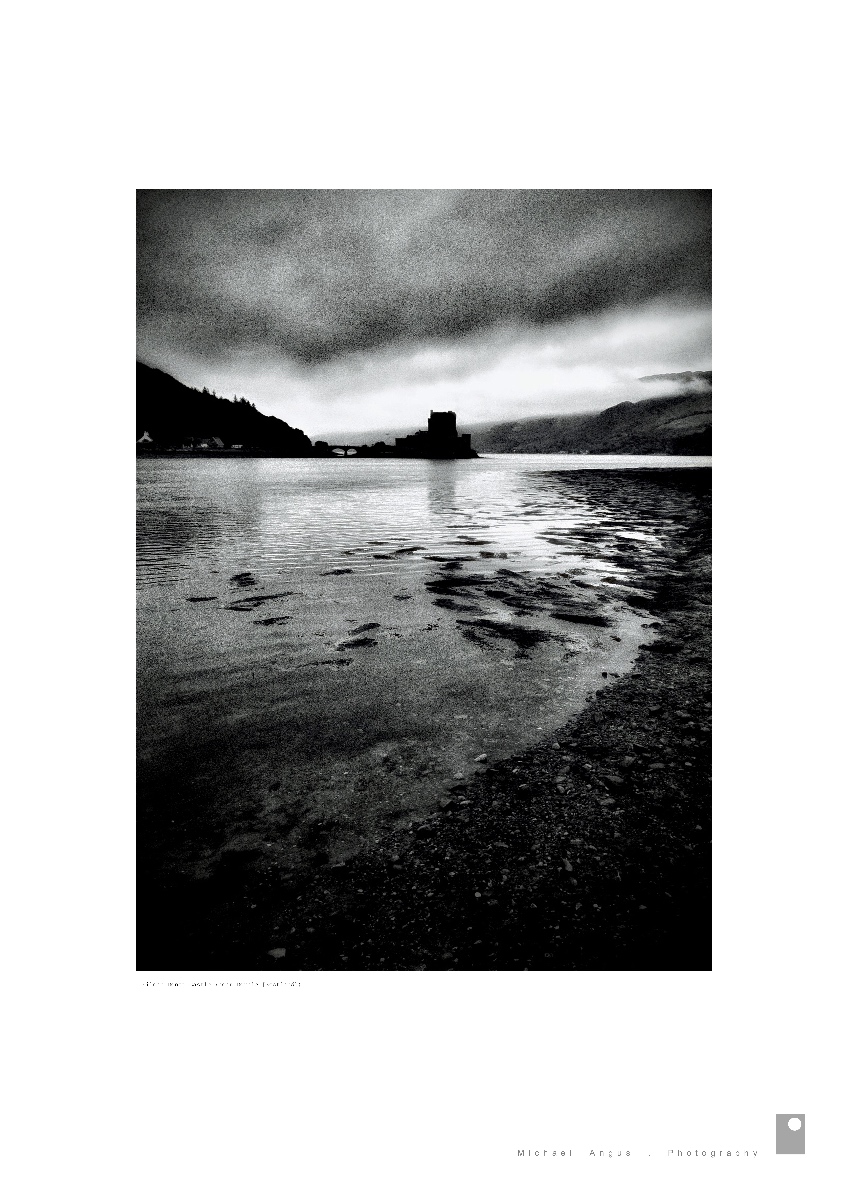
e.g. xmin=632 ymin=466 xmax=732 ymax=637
xmin=138 ymin=455 xmax=710 ymax=875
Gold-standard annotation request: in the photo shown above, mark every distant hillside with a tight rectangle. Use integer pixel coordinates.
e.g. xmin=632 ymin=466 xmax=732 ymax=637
xmin=136 ymin=362 xmax=313 ymax=455
xmin=472 ymin=390 xmax=711 ymax=455
xmin=639 ymin=370 xmax=712 ymax=388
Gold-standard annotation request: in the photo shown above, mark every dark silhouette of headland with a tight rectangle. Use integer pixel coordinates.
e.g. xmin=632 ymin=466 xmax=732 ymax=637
xmin=136 ymin=363 xmax=313 ymax=456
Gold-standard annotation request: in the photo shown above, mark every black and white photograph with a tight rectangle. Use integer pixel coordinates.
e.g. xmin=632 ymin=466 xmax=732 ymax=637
xmin=137 ymin=188 xmax=712 ymax=971
xmin=6 ymin=4 xmax=843 ymax=1196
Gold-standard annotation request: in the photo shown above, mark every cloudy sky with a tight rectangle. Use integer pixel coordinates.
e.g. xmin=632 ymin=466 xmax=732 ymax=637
xmin=137 ymin=189 xmax=711 ymax=438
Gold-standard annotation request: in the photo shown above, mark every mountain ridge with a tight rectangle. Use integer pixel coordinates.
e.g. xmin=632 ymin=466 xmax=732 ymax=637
xmin=470 ymin=390 xmax=711 ymax=455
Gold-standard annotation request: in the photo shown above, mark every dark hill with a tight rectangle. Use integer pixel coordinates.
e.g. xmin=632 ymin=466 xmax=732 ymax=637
xmin=472 ymin=390 xmax=711 ymax=455
xmin=136 ymin=362 xmax=313 ymax=455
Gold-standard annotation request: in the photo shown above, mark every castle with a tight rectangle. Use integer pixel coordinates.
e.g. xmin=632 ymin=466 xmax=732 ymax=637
xmin=392 ymin=411 xmax=477 ymax=459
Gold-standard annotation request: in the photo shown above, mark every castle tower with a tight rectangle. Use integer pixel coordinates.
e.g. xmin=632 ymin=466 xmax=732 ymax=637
xmin=427 ymin=410 xmax=457 ymax=439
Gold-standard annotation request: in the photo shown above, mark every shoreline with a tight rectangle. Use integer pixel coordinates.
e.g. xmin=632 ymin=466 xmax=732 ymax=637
xmin=137 ymin=449 xmax=711 ymax=459
xmin=138 ymin=471 xmax=710 ymax=971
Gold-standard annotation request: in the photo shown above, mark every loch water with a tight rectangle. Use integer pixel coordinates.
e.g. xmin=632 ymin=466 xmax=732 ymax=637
xmin=137 ymin=454 xmax=711 ymax=876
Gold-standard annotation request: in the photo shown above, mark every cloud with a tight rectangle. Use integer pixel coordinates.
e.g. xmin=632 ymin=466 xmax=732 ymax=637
xmin=138 ymin=189 xmax=710 ymax=366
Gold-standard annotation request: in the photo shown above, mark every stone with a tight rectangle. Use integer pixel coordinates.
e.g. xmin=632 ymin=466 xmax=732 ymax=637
xmin=621 ymin=756 xmax=636 ymax=769
xmin=415 ymin=825 xmax=434 ymax=838
xmin=474 ymin=753 xmax=488 ymax=763
xmin=267 ymin=948 xmax=286 ymax=959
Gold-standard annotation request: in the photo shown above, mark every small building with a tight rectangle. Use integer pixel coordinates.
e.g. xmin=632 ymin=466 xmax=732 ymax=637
xmin=174 ymin=435 xmax=226 ymax=451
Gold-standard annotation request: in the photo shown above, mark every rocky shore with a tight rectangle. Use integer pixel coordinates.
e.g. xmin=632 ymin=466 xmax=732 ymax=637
xmin=139 ymin=470 xmax=710 ymax=971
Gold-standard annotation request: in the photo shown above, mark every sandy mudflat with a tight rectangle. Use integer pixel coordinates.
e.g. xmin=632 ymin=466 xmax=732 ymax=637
xmin=138 ymin=468 xmax=710 ymax=970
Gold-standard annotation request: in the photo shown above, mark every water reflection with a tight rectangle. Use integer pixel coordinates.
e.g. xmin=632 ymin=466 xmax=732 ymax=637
xmin=426 ymin=460 xmax=458 ymax=519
